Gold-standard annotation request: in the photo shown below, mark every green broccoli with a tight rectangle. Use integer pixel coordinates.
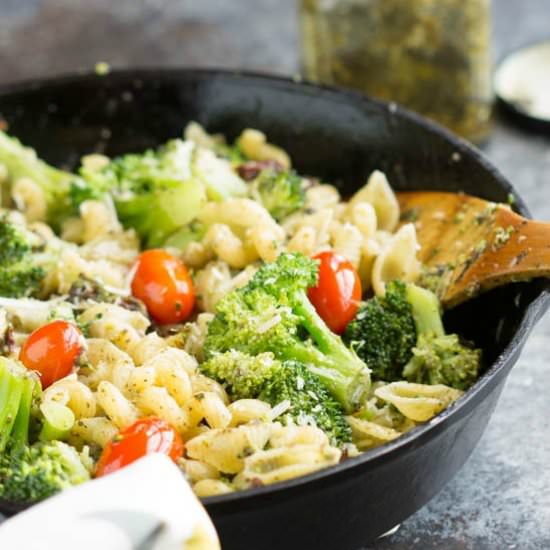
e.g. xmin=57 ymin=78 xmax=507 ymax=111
xmin=77 ymin=139 xmax=207 ymax=247
xmin=250 ymin=168 xmax=305 ymax=221
xmin=0 ymin=130 xmax=248 ymax=247
xmin=0 ymin=441 xmax=90 ymax=503
xmin=0 ymin=217 xmax=49 ymax=298
xmin=0 ymin=357 xmax=39 ymax=454
xmin=0 ymin=131 xmax=79 ymax=229
xmin=204 ymin=253 xmax=370 ymax=412
xmin=344 ymin=281 xmax=481 ymax=389
xmin=398 ymin=284 xmax=481 ymax=390
xmin=343 ymin=280 xmax=417 ymax=382
xmin=163 ymin=220 xmax=207 ymax=250
xmin=402 ymin=334 xmax=481 ymax=390
xmin=201 ymin=350 xmax=352 ymax=445
xmin=0 ymin=357 xmax=89 ymax=504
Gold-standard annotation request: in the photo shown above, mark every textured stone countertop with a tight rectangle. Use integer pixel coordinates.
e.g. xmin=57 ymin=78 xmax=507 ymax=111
xmin=0 ymin=1 xmax=549 ymax=548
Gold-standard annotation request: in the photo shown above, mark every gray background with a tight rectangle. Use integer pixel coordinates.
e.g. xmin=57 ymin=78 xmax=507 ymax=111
xmin=0 ymin=1 xmax=549 ymax=548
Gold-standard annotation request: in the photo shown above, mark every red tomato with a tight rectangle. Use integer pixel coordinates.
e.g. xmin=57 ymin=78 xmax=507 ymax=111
xmin=131 ymin=249 xmax=195 ymax=325
xmin=308 ymin=251 xmax=362 ymax=334
xmin=95 ymin=417 xmax=184 ymax=477
xmin=19 ymin=320 xmax=83 ymax=389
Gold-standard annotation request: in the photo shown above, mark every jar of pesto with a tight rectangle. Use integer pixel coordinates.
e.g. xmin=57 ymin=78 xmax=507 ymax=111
xmin=299 ymin=0 xmax=493 ymax=143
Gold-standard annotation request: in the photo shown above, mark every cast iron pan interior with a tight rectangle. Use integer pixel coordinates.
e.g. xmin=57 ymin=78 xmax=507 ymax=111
xmin=0 ymin=70 xmax=548 ymax=548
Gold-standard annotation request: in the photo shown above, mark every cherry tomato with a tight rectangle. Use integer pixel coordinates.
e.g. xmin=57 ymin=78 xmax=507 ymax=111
xmin=19 ymin=320 xmax=83 ymax=389
xmin=95 ymin=417 xmax=184 ymax=477
xmin=131 ymin=249 xmax=195 ymax=325
xmin=308 ymin=251 xmax=362 ymax=334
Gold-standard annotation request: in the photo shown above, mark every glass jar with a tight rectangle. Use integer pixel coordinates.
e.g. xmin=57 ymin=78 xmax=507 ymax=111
xmin=299 ymin=0 xmax=493 ymax=143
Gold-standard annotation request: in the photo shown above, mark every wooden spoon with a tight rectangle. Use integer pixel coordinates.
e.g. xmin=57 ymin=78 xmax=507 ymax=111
xmin=396 ymin=191 xmax=550 ymax=308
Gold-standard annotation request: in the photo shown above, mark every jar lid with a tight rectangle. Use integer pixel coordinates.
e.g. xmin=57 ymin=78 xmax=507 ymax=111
xmin=495 ymin=40 xmax=550 ymax=132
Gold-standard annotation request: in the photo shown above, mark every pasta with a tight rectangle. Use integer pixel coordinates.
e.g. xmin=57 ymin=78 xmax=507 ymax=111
xmin=233 ymin=444 xmax=341 ymax=489
xmin=371 ymin=223 xmax=421 ymax=296
xmin=236 ymin=128 xmax=291 ymax=169
xmin=0 ymin=122 xmax=480 ymax=504
xmin=96 ymin=380 xmax=138 ymax=429
xmin=228 ymin=399 xmax=271 ymax=426
xmin=348 ymin=170 xmax=400 ymax=232
xmin=43 ymin=376 xmax=97 ymax=419
xmin=185 ymin=422 xmax=273 ymax=474
xmin=374 ymin=382 xmax=463 ymax=422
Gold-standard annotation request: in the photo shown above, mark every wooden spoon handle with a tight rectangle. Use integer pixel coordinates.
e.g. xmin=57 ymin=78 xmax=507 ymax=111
xmin=453 ymin=206 xmax=550 ymax=296
xmin=397 ymin=191 xmax=550 ymax=306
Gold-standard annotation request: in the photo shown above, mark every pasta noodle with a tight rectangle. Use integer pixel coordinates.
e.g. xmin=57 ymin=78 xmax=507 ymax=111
xmin=349 ymin=170 xmax=400 ymax=232
xmin=236 ymin=129 xmax=291 ymax=169
xmin=137 ymin=386 xmax=190 ymax=433
xmin=79 ymin=198 xmax=123 ymax=243
xmin=374 ymin=382 xmax=463 ymax=422
xmin=371 ymin=223 xmax=421 ymax=296
xmin=180 ymin=459 xmax=221 ymax=484
xmin=96 ymin=380 xmax=138 ymax=429
xmin=185 ymin=422 xmax=272 ymax=474
xmin=71 ymin=417 xmax=118 ymax=448
xmin=346 ymin=416 xmax=402 ymax=451
xmin=194 ymin=392 xmax=232 ymax=429
xmin=43 ymin=376 xmax=97 ymax=419
xmin=330 ymin=222 xmax=363 ymax=268
xmin=305 ymin=184 xmax=341 ymax=212
xmin=12 ymin=177 xmax=47 ymax=222
xmin=228 ymin=399 xmax=271 ymax=426
xmin=192 ymin=479 xmax=234 ymax=497
xmin=234 ymin=444 xmax=341 ymax=488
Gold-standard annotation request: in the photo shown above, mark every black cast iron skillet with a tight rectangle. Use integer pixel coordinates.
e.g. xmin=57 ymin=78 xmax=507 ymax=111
xmin=0 ymin=69 xmax=548 ymax=550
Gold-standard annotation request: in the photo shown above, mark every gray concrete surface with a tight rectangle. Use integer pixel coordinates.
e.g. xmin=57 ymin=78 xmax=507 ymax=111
xmin=0 ymin=1 xmax=549 ymax=548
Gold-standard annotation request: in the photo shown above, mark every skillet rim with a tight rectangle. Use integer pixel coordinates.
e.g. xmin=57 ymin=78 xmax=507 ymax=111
xmin=0 ymin=67 xmax=548 ymax=507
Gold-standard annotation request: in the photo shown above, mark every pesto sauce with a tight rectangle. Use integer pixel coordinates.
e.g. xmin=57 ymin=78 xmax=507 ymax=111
xmin=300 ymin=0 xmax=493 ymax=143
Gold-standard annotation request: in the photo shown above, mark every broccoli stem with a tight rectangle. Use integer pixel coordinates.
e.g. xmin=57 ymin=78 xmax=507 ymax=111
xmin=38 ymin=402 xmax=75 ymax=442
xmin=289 ymin=292 xmax=371 ymax=412
xmin=0 ymin=131 xmax=66 ymax=189
xmin=0 ymin=131 xmax=77 ymax=228
xmin=9 ymin=376 xmax=35 ymax=454
xmin=406 ymin=284 xmax=445 ymax=338
xmin=0 ymin=360 xmax=24 ymax=453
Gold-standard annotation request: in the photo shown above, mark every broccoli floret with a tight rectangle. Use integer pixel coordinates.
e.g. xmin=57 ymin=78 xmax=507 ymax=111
xmin=250 ymin=168 xmax=305 ymax=221
xmin=201 ymin=350 xmax=351 ymax=445
xmin=343 ymin=281 xmax=417 ymax=381
xmin=77 ymin=139 xmax=207 ymax=247
xmin=0 ymin=440 xmax=90 ymax=503
xmin=204 ymin=253 xmax=370 ymax=412
xmin=0 ymin=131 xmax=79 ymax=229
xmin=344 ymin=281 xmax=481 ymax=389
xmin=0 ymin=357 xmax=89 ymax=504
xmin=401 ymin=284 xmax=481 ymax=390
xmin=402 ymin=334 xmax=481 ymax=390
xmin=0 ymin=217 xmax=45 ymax=298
